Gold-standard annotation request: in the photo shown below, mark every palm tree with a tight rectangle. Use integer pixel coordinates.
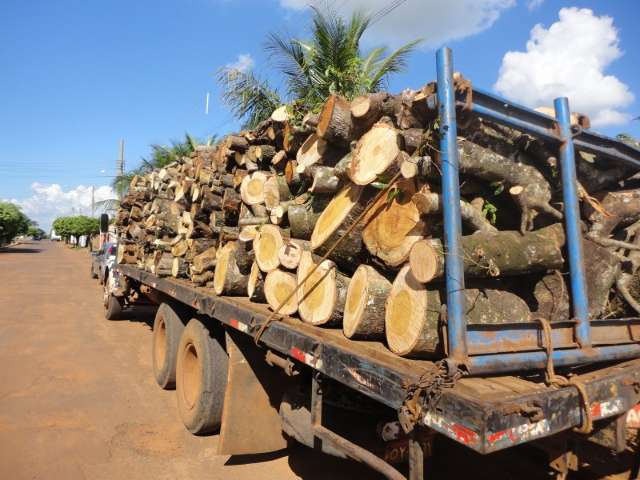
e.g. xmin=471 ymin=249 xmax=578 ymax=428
xmin=218 ymin=6 xmax=421 ymax=128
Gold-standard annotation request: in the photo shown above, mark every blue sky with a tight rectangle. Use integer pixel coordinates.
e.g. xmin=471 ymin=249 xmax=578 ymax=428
xmin=1 ymin=0 xmax=638 ymax=230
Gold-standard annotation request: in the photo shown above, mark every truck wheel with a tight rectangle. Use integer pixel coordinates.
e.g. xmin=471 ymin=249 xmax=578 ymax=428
xmin=176 ymin=319 xmax=228 ymax=435
xmin=104 ymin=294 xmax=123 ymax=320
xmin=152 ymin=303 xmax=186 ymax=390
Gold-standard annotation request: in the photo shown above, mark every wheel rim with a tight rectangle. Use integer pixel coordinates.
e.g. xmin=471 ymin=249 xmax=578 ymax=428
xmin=154 ymin=317 xmax=167 ymax=372
xmin=181 ymin=342 xmax=200 ymax=410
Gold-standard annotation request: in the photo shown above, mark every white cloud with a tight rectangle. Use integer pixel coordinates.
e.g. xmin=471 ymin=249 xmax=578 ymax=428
xmin=225 ymin=53 xmax=254 ymax=73
xmin=527 ymin=0 xmax=544 ymax=10
xmin=494 ymin=7 xmax=634 ymax=127
xmin=279 ymin=0 xmax=515 ymax=49
xmin=8 ymin=183 xmax=115 ymax=231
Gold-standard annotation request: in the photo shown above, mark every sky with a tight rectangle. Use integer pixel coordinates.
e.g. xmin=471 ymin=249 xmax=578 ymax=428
xmin=1 ymin=0 xmax=639 ymax=231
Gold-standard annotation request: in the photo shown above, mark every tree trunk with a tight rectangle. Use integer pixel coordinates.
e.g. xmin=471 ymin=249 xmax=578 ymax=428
xmin=409 ymin=223 xmax=565 ymax=284
xmin=191 ymin=246 xmax=217 ymax=274
xmin=386 ymin=266 xmax=531 ymax=357
xmin=343 ymin=265 xmax=391 ymax=339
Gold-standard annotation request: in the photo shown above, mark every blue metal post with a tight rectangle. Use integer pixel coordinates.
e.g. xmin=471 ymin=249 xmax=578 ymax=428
xmin=436 ymin=47 xmax=467 ymax=362
xmin=555 ymin=97 xmax=591 ymax=347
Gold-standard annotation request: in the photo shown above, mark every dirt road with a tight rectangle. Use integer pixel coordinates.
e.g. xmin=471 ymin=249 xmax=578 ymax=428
xmin=0 ymin=241 xmax=636 ymax=480
xmin=0 ymin=241 xmax=374 ymax=480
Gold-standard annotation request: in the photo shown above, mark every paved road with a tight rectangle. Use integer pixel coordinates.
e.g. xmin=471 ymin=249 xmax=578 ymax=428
xmin=0 ymin=241 xmax=375 ymax=480
xmin=0 ymin=241 xmax=636 ymax=479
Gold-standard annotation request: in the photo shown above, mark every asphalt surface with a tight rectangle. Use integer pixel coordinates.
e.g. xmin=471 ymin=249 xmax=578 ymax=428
xmin=0 ymin=240 xmax=636 ymax=479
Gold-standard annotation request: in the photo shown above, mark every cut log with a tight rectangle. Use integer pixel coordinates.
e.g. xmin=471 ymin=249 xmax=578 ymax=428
xmin=385 ymin=266 xmax=531 ymax=357
xmin=191 ymin=246 xmax=217 ymax=274
xmin=240 ymin=171 xmax=268 ymax=206
xmin=308 ymin=166 xmax=341 ymax=194
xmin=278 ymin=239 xmax=309 ymax=270
xmin=248 ymin=262 xmax=266 ymax=303
xmin=171 ymin=257 xmax=188 ymax=278
xmin=587 ymin=189 xmax=640 ymax=238
xmin=152 ymin=252 xmax=173 ymax=277
xmin=271 ymin=105 xmax=289 ymax=123
xmin=350 ymin=92 xmax=390 ymax=128
xmin=317 ymin=94 xmax=353 ymax=147
xmin=343 ymin=265 xmax=391 ymax=339
xmin=408 ymin=223 xmax=566 ymax=284
xmin=264 ymin=269 xmax=299 ymax=316
xmin=191 ymin=270 xmax=214 ymax=287
xmin=235 ymin=237 xmax=255 ymax=275
xmin=171 ymin=238 xmax=190 ymax=257
xmin=213 ymin=243 xmax=249 ymax=296
xmin=362 ymin=178 xmax=425 ymax=267
xmin=310 ymin=184 xmax=369 ymax=268
xmin=412 ymin=192 xmax=497 ymax=233
xmin=458 ymin=139 xmax=562 ymax=232
xmin=297 ymin=251 xmax=349 ymax=326
xmin=349 ymin=122 xmax=401 ymax=185
xmin=222 ymin=188 xmax=242 ymax=225
xmin=253 ymin=224 xmax=287 ymax=272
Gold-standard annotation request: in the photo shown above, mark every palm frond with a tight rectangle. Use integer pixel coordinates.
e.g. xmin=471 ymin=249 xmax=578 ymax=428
xmin=217 ymin=67 xmax=282 ymax=129
xmin=368 ymin=39 xmax=422 ymax=91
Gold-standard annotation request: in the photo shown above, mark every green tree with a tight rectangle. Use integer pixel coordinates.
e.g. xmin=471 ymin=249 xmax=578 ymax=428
xmin=27 ymin=225 xmax=46 ymax=240
xmin=218 ymin=7 xmax=421 ymax=128
xmin=52 ymin=215 xmax=100 ymax=244
xmin=0 ymin=202 xmax=31 ymax=245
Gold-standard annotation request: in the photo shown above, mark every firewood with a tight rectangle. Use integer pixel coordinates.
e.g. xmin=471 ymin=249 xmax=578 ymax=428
xmin=213 ymin=242 xmax=249 ymax=296
xmin=412 ymin=192 xmax=497 ymax=233
xmin=171 ymin=238 xmax=190 ymax=257
xmin=308 ymin=166 xmax=341 ymax=194
xmin=171 ymin=257 xmax=188 ymax=278
xmin=278 ymin=239 xmax=309 ymax=270
xmin=264 ymin=269 xmax=298 ymax=315
xmin=310 ymin=184 xmax=371 ymax=268
xmin=409 ymin=223 xmax=565 ymax=284
xmin=362 ymin=178 xmax=425 ymax=267
xmin=253 ymin=224 xmax=288 ymax=272
xmin=349 ymin=122 xmax=402 ymax=185
xmin=248 ymin=262 xmax=266 ymax=303
xmin=235 ymin=237 xmax=255 ymax=275
xmin=240 ymin=171 xmax=268 ymax=205
xmin=152 ymin=252 xmax=173 ymax=277
xmin=191 ymin=270 xmax=214 ymax=286
xmin=385 ymin=266 xmax=531 ymax=357
xmin=191 ymin=246 xmax=217 ymax=274
xmin=343 ymin=265 xmax=391 ymax=340
xmin=297 ymin=251 xmax=349 ymax=326
xmin=271 ymin=105 xmax=289 ymax=123
xmin=317 ymin=94 xmax=353 ymax=147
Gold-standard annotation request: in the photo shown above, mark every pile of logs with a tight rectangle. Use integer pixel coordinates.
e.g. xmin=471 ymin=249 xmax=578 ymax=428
xmin=115 ymin=80 xmax=640 ymax=358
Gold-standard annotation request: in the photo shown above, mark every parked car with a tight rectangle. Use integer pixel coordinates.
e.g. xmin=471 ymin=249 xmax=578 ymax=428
xmin=90 ymin=242 xmax=116 ymax=284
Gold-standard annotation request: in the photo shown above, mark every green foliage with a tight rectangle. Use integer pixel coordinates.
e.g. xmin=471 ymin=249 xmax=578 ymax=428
xmin=52 ymin=215 xmax=100 ymax=241
xmin=218 ymin=6 xmax=421 ymax=127
xmin=26 ymin=225 xmax=46 ymax=239
xmin=0 ymin=202 xmax=31 ymax=244
xmin=482 ymin=201 xmax=498 ymax=225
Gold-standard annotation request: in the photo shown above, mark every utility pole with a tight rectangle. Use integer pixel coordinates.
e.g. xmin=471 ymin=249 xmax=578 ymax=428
xmin=117 ymin=139 xmax=125 ymax=200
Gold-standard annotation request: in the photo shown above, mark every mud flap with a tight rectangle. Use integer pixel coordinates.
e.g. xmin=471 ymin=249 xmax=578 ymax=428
xmin=217 ymin=329 xmax=289 ymax=455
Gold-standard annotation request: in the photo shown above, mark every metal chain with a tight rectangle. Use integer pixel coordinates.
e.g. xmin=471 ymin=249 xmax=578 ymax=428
xmin=398 ymin=360 xmax=463 ymax=434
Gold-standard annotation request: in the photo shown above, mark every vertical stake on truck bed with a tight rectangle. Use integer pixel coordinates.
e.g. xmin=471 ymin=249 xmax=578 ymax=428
xmin=554 ymin=97 xmax=591 ymax=347
xmin=436 ymin=47 xmax=467 ymax=363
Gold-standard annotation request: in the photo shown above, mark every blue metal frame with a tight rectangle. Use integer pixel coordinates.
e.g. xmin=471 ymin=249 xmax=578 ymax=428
xmin=435 ymin=47 xmax=640 ymax=375
xmin=436 ymin=47 xmax=467 ymax=362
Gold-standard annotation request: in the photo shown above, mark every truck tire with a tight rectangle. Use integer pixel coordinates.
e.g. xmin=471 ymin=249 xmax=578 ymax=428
xmin=152 ymin=303 xmax=186 ymax=390
xmin=176 ymin=319 xmax=228 ymax=435
xmin=104 ymin=294 xmax=123 ymax=320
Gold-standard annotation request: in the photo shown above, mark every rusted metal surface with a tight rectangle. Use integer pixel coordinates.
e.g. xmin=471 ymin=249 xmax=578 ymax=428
xmin=217 ymin=330 xmax=289 ymax=455
xmin=117 ymin=265 xmax=640 ymax=455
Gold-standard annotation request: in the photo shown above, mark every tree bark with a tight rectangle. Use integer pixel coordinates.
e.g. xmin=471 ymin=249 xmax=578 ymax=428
xmin=213 ymin=242 xmax=249 ymax=296
xmin=248 ymin=261 xmax=266 ymax=303
xmin=343 ymin=265 xmax=391 ymax=339
xmin=409 ymin=223 xmax=565 ymax=284
xmin=317 ymin=94 xmax=353 ymax=148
